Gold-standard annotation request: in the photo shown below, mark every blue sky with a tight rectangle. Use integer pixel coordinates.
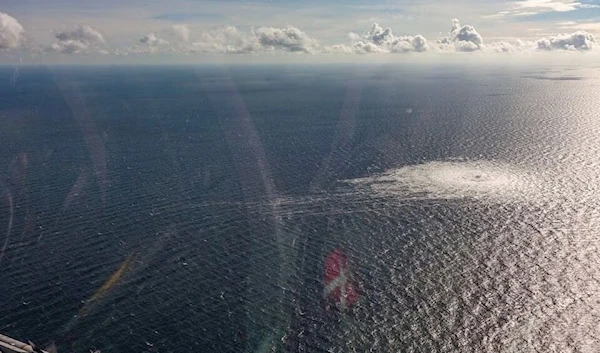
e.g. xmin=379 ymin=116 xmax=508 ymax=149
xmin=1 ymin=0 xmax=600 ymax=63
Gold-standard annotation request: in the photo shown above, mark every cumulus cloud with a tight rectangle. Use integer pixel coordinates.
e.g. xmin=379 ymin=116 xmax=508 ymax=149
xmin=51 ymin=24 xmax=106 ymax=54
xmin=189 ymin=25 xmax=319 ymax=54
xmin=485 ymin=39 xmax=531 ymax=53
xmin=536 ymin=31 xmax=596 ymax=51
xmin=0 ymin=12 xmax=25 ymax=49
xmin=439 ymin=19 xmax=483 ymax=52
xmin=254 ymin=26 xmax=319 ymax=53
xmin=170 ymin=24 xmax=190 ymax=42
xmin=121 ymin=32 xmax=172 ymax=54
xmin=434 ymin=19 xmax=596 ymax=54
xmin=349 ymin=23 xmax=429 ymax=53
xmin=321 ymin=43 xmax=355 ymax=54
xmin=36 ymin=19 xmax=600 ymax=58
xmin=191 ymin=26 xmax=258 ymax=53
xmin=127 ymin=25 xmax=319 ymax=55
xmin=127 ymin=25 xmax=188 ymax=54
xmin=140 ymin=32 xmax=169 ymax=46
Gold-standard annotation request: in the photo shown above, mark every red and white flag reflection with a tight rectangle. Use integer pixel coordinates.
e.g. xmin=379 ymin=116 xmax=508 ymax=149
xmin=323 ymin=249 xmax=360 ymax=312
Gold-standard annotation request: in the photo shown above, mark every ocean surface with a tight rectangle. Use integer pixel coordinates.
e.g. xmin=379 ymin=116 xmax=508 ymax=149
xmin=1 ymin=64 xmax=600 ymax=352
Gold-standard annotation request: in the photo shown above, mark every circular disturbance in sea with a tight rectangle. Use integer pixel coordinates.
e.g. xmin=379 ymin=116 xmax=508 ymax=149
xmin=345 ymin=160 xmax=537 ymax=201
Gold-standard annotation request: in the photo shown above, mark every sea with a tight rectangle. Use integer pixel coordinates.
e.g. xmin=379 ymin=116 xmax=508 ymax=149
xmin=1 ymin=64 xmax=600 ymax=353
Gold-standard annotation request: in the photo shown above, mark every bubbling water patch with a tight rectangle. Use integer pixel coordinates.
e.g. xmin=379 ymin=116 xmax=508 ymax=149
xmin=346 ymin=160 xmax=537 ymax=200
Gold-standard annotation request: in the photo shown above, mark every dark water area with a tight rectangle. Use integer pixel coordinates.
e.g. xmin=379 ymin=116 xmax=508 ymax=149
xmin=1 ymin=64 xmax=600 ymax=352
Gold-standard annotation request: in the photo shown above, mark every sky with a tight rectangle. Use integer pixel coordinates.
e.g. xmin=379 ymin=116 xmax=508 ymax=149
xmin=0 ymin=0 xmax=600 ymax=64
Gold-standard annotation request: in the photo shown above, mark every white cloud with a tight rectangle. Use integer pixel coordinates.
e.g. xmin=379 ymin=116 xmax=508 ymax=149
xmin=439 ymin=19 xmax=483 ymax=52
xmin=515 ymin=0 xmax=599 ymax=12
xmin=124 ymin=21 xmax=597 ymax=57
xmin=353 ymin=40 xmax=387 ymax=53
xmin=485 ymin=39 xmax=532 ymax=53
xmin=122 ymin=32 xmax=171 ymax=54
xmin=170 ymin=24 xmax=190 ymax=42
xmin=255 ymin=26 xmax=319 ymax=53
xmin=321 ymin=43 xmax=355 ymax=54
xmin=51 ymin=24 xmax=106 ymax=54
xmin=514 ymin=11 xmax=540 ymax=16
xmin=516 ymin=0 xmax=583 ymax=12
xmin=556 ymin=20 xmax=600 ymax=32
xmin=20 ymin=17 xmax=600 ymax=59
xmin=133 ymin=24 xmax=321 ymax=55
xmin=140 ymin=32 xmax=169 ymax=46
xmin=556 ymin=21 xmax=578 ymax=26
xmin=483 ymin=10 xmax=512 ymax=19
xmin=434 ymin=18 xmax=596 ymax=54
xmin=489 ymin=0 xmax=600 ymax=18
xmin=347 ymin=23 xmax=429 ymax=54
xmin=536 ymin=31 xmax=596 ymax=50
xmin=126 ymin=25 xmax=189 ymax=54
xmin=188 ymin=25 xmax=318 ymax=54
xmin=0 ymin=12 xmax=25 ymax=49
xmin=191 ymin=26 xmax=258 ymax=53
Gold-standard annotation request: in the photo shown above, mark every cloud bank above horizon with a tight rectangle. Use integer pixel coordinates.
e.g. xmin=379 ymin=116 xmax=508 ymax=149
xmin=1 ymin=5 xmax=599 ymax=63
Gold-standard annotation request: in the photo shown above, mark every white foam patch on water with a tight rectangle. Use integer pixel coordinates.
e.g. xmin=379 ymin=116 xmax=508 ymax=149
xmin=346 ymin=160 xmax=535 ymax=200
